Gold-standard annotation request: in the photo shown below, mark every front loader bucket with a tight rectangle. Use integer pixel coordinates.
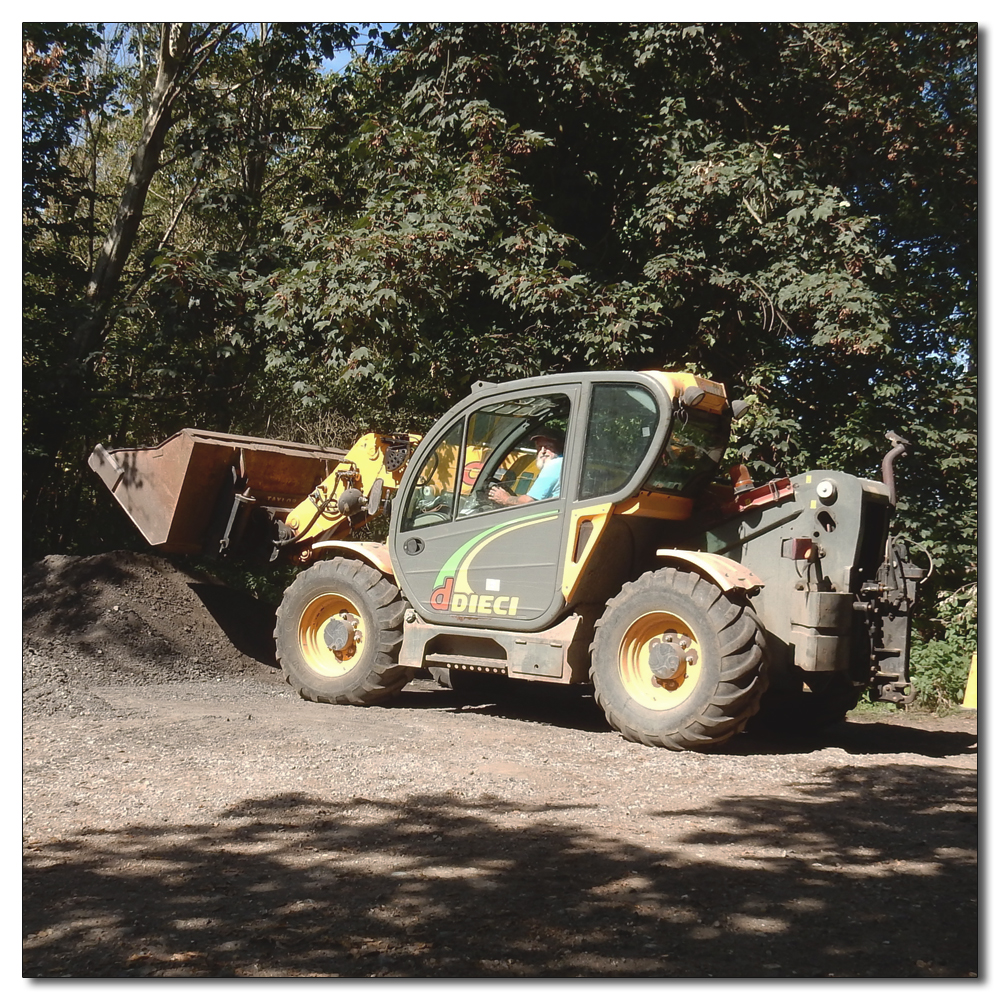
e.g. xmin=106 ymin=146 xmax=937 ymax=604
xmin=89 ymin=428 xmax=347 ymax=555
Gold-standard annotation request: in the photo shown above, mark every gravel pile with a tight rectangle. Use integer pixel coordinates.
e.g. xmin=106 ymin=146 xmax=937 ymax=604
xmin=22 ymin=551 xmax=280 ymax=718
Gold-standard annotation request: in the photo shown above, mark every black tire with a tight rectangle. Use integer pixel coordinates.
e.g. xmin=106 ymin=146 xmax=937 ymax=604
xmin=751 ymin=672 xmax=860 ymax=735
xmin=590 ymin=567 xmax=768 ymax=750
xmin=274 ymin=557 xmax=412 ymax=705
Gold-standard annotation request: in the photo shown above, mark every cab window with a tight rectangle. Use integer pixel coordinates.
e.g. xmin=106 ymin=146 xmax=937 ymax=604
xmin=645 ymin=409 xmax=729 ymax=496
xmin=579 ymin=384 xmax=659 ymax=500
xmin=401 ymin=419 xmax=463 ymax=530
xmin=401 ymin=394 xmax=571 ymax=529
xmin=455 ymin=393 xmax=570 ymax=518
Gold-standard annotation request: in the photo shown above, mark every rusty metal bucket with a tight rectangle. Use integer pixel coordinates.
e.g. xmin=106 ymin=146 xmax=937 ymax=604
xmin=89 ymin=428 xmax=347 ymax=555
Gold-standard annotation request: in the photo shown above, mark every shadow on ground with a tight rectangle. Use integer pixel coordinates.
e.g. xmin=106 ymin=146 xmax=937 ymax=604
xmin=186 ymin=582 xmax=278 ymax=668
xmin=393 ymin=682 xmax=979 ymax=760
xmin=23 ymin=764 xmax=977 ymax=978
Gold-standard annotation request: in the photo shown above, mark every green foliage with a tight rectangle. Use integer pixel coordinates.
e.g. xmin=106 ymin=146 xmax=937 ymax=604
xmin=21 ymin=22 xmax=366 ymax=563
xmin=936 ymin=583 xmax=979 ymax=649
xmin=256 ymin=23 xmax=910 ymax=412
xmin=909 ymin=583 xmax=977 ymax=710
xmin=186 ymin=558 xmax=298 ymax=608
xmin=23 ymin=23 xmax=113 ymax=558
xmin=22 ymin=21 xmax=977 ymax=610
xmin=22 ymin=22 xmax=107 ymax=220
xmin=910 ymin=640 xmax=975 ymax=712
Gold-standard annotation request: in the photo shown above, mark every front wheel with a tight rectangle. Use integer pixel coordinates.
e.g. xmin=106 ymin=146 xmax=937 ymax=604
xmin=275 ymin=557 xmax=413 ymax=705
xmin=591 ymin=567 xmax=768 ymax=750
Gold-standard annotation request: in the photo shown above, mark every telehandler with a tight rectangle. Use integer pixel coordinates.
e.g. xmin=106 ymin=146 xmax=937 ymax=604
xmin=89 ymin=369 xmax=925 ymax=750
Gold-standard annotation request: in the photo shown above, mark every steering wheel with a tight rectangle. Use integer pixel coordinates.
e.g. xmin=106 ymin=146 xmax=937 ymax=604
xmin=460 ymin=486 xmax=504 ymax=516
xmin=415 ymin=452 xmax=440 ymax=488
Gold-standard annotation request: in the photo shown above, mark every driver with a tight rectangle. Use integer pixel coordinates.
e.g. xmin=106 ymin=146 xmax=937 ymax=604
xmin=488 ymin=432 xmax=563 ymax=506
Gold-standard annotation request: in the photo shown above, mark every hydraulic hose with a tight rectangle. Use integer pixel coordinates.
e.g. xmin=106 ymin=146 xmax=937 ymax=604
xmin=274 ymin=495 xmax=340 ymax=549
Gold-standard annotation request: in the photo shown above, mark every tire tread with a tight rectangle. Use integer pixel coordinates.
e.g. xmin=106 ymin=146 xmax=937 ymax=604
xmin=274 ymin=557 xmax=412 ymax=706
xmin=590 ymin=568 xmax=768 ymax=750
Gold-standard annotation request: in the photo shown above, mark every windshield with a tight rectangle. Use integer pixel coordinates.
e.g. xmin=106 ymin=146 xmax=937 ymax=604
xmin=645 ymin=409 xmax=729 ymax=496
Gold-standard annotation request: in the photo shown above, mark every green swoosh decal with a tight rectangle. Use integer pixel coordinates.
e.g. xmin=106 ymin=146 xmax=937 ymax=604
xmin=433 ymin=510 xmax=558 ymax=588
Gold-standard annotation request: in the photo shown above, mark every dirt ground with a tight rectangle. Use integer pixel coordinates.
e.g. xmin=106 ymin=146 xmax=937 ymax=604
xmin=22 ymin=551 xmax=978 ymax=979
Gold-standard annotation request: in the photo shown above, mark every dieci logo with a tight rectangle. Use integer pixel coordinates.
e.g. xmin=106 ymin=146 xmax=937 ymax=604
xmin=429 ymin=576 xmax=520 ymax=616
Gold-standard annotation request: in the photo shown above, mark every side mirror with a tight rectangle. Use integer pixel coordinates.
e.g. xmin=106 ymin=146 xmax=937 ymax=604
xmin=681 ymin=386 xmax=706 ymax=408
xmin=367 ymin=478 xmax=384 ymax=516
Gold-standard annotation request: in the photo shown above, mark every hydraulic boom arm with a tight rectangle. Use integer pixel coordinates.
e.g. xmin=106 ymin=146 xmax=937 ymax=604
xmin=275 ymin=432 xmax=421 ymax=554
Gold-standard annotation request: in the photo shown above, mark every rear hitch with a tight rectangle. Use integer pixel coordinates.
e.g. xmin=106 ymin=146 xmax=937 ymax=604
xmin=864 ymin=537 xmax=931 ymax=705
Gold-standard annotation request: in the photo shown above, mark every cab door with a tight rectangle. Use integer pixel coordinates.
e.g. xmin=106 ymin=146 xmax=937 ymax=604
xmin=391 ymin=384 xmax=579 ymax=631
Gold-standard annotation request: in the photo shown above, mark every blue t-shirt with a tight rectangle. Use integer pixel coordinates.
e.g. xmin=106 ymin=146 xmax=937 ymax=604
xmin=528 ymin=455 xmax=562 ymax=501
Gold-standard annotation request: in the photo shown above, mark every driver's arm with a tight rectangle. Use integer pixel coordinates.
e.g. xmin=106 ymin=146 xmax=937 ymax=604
xmin=488 ymin=483 xmax=532 ymax=505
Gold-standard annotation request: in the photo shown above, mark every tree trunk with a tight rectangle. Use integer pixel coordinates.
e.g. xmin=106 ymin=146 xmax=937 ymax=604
xmin=68 ymin=23 xmax=191 ymax=367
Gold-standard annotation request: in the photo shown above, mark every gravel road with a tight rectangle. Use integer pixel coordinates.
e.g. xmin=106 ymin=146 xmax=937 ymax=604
xmin=22 ymin=552 xmax=978 ymax=978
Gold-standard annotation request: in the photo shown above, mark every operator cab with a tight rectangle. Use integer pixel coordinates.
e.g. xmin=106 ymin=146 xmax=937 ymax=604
xmin=391 ymin=371 xmax=732 ymax=630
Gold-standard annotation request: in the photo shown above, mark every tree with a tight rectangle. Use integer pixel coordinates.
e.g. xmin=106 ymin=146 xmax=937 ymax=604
xmin=254 ymin=25 xmax=966 ymax=401
xmin=250 ymin=22 xmax=975 ymax=615
xmin=22 ymin=22 xmax=359 ymax=559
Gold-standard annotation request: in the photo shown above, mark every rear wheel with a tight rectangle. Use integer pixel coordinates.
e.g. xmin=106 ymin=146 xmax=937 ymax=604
xmin=752 ymin=672 xmax=860 ymax=734
xmin=591 ymin=567 xmax=768 ymax=750
xmin=275 ymin=557 xmax=412 ymax=704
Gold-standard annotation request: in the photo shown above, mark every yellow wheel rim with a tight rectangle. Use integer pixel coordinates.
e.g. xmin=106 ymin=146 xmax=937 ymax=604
xmin=297 ymin=592 xmax=365 ymax=677
xmin=618 ymin=610 xmax=704 ymax=711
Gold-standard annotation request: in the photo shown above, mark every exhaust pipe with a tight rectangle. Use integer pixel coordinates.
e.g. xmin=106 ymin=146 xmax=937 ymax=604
xmin=880 ymin=431 xmax=911 ymax=506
